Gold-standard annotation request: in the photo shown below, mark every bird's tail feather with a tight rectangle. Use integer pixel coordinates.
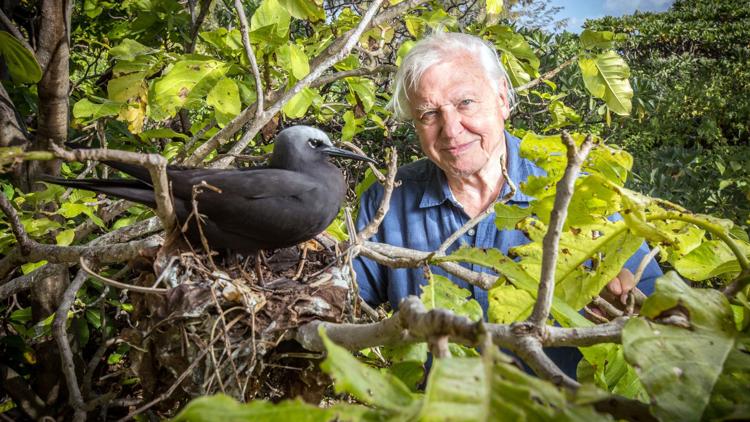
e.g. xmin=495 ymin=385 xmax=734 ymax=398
xmin=40 ymin=176 xmax=157 ymax=208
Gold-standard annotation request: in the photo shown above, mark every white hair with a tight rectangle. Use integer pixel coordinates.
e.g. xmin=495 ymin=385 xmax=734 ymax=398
xmin=388 ymin=32 xmax=517 ymax=121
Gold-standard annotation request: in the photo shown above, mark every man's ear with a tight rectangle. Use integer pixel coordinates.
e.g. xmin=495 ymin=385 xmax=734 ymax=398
xmin=498 ymin=78 xmax=511 ymax=120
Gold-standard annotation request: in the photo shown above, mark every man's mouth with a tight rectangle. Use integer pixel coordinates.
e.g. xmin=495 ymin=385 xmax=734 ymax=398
xmin=442 ymin=140 xmax=478 ymax=155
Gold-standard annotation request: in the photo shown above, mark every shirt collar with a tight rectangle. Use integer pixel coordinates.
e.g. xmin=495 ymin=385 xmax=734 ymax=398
xmin=419 ymin=130 xmax=541 ymax=209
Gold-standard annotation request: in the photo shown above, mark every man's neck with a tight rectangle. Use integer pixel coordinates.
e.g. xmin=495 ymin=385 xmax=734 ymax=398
xmin=446 ymin=144 xmax=507 ymax=218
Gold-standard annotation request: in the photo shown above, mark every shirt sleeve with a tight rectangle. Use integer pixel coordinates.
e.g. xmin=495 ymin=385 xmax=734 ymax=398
xmin=352 ymin=185 xmax=388 ymax=307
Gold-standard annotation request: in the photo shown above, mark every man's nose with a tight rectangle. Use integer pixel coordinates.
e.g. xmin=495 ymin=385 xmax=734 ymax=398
xmin=440 ymin=107 xmax=464 ymax=139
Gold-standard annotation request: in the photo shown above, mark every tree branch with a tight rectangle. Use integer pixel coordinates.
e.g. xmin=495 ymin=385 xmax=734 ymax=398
xmin=528 ymin=132 xmax=593 ymax=327
xmin=48 ymin=144 xmax=177 ymax=233
xmin=233 ymin=0 xmax=263 ymax=122
xmin=356 ymin=147 xmax=397 ymax=241
xmin=516 ymin=55 xmax=577 ymax=92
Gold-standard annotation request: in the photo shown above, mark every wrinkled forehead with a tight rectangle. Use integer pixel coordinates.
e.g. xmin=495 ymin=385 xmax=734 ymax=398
xmin=407 ymin=55 xmax=493 ymax=107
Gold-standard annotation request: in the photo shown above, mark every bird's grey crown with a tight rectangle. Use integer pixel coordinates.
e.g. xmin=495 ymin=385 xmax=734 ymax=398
xmin=279 ymin=125 xmax=333 ymax=148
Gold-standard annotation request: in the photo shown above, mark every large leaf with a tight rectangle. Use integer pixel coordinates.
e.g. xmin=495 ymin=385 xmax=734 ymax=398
xmin=320 ymin=328 xmax=419 ymax=414
xmin=420 ymin=274 xmax=483 ymax=323
xmin=673 ymin=239 xmax=750 ymax=281
xmin=622 ymin=271 xmax=747 ymax=422
xmin=282 ymin=87 xmax=318 ymax=118
xmin=434 ymin=247 xmax=592 ymax=328
xmin=148 ymin=57 xmax=231 ymax=121
xmin=276 ymin=43 xmax=310 ymax=80
xmin=578 ymin=51 xmax=633 ymax=116
xmin=278 ymin=0 xmax=325 ymax=21
xmin=0 ymin=31 xmax=42 ymax=84
xmin=418 ymin=351 xmax=612 ymax=421
xmin=510 ymin=219 xmax=642 ymax=310
xmin=172 ymin=394 xmax=373 ymax=421
xmin=72 ymin=98 xmax=123 ymax=122
xmin=108 ymin=38 xmax=155 ymax=61
xmin=250 ymin=0 xmax=291 ymax=45
xmin=485 ymin=26 xmax=540 ymax=88
xmin=206 ymin=77 xmax=241 ymax=128
xmin=488 ymin=283 xmax=534 ymax=324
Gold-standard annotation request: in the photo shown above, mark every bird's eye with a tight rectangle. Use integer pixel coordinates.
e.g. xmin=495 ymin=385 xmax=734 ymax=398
xmin=308 ymin=139 xmax=322 ymax=148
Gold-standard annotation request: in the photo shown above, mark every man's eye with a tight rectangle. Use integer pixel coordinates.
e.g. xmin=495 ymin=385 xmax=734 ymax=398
xmin=459 ymin=99 xmax=475 ymax=106
xmin=420 ymin=111 xmax=437 ymax=122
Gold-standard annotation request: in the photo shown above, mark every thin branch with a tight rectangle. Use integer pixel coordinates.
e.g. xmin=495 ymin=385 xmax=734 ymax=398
xmin=311 ymin=65 xmax=397 ymax=89
xmin=0 ymin=237 xmax=161 ymax=300
xmin=633 ymin=246 xmax=660 ymax=286
xmin=185 ymin=0 xmax=213 ymax=53
xmin=0 ymin=190 xmax=32 ymax=254
xmin=206 ymin=0 xmax=389 ymax=169
xmin=53 ymin=268 xmax=89 ymax=421
xmin=49 ymin=144 xmax=177 ymax=233
xmin=516 ymin=55 xmax=577 ymax=92
xmin=233 ymin=0 xmax=263 ymax=121
xmin=512 ymin=334 xmax=579 ymax=389
xmin=528 ymin=132 xmax=593 ymax=327
xmin=79 ymin=257 xmax=168 ymax=295
xmin=357 ymin=147 xmax=398 ymax=241
xmin=342 ymin=141 xmax=387 ymax=183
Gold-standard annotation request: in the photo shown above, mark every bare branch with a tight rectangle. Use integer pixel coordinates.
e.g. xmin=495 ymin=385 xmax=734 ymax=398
xmin=357 ymin=148 xmax=398 ymax=241
xmin=79 ymin=257 xmax=167 ymax=295
xmin=528 ymin=132 xmax=593 ymax=327
xmin=53 ymin=268 xmax=89 ymax=421
xmin=512 ymin=334 xmax=579 ymax=389
xmin=0 ymin=189 xmax=33 ymax=254
xmin=516 ymin=55 xmax=577 ymax=92
xmin=360 ymin=240 xmax=497 ymax=290
xmin=185 ymin=0 xmax=213 ymax=53
xmin=544 ymin=317 xmax=628 ymax=347
xmin=233 ymin=0 xmax=264 ymax=121
xmin=311 ymin=65 xmax=397 ymax=89
xmin=49 ymin=143 xmax=177 ymax=233
xmin=633 ymin=246 xmax=660 ymax=286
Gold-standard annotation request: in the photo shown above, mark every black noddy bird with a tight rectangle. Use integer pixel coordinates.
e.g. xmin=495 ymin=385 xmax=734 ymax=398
xmin=42 ymin=126 xmax=376 ymax=254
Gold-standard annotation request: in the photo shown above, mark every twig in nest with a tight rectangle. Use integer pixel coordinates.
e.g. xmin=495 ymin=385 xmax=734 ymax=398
xmin=79 ymin=257 xmax=168 ymax=295
xmin=117 ymin=313 xmax=246 ymax=422
xmin=293 ymin=244 xmax=309 ymax=280
xmin=187 ymin=181 xmax=222 ymax=270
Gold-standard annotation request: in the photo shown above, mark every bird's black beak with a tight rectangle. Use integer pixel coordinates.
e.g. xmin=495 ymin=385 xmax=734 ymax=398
xmin=320 ymin=146 xmax=378 ymax=165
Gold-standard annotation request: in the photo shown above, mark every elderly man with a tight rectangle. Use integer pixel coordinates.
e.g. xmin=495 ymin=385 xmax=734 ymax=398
xmin=353 ymin=32 xmax=662 ymax=377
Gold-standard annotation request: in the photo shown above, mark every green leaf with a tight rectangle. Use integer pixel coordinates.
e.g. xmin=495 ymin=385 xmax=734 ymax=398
xmin=55 ymin=229 xmax=75 ymax=246
xmin=206 ymin=78 xmax=241 ymax=128
xmin=622 ymin=272 xmax=745 ymax=422
xmin=545 ymin=100 xmax=581 ymax=131
xmin=319 ymin=328 xmax=419 ymax=413
xmin=579 ymin=29 xmax=618 ymax=50
xmin=148 ymin=57 xmax=231 ymax=121
xmin=345 ymin=77 xmax=376 ymax=112
xmin=250 ymin=0 xmax=291 ymax=43
xmin=494 ymin=202 xmax=531 ymax=230
xmin=72 ymin=98 xmax=123 ymax=122
xmin=277 ymin=43 xmax=310 ymax=80
xmin=673 ymin=240 xmax=750 ymax=281
xmin=485 ymin=26 xmax=540 ymax=88
xmin=278 ymin=0 xmax=325 ymax=22
xmin=282 ymin=87 xmax=317 ymax=119
xmin=485 ymin=0 xmax=503 ymax=15
xmin=109 ymin=39 xmax=154 ymax=61
xmin=488 ymin=283 xmax=535 ymax=324
xmin=578 ymin=51 xmax=633 ymax=116
xmin=435 ymin=247 xmax=592 ymax=328
xmin=341 ymin=110 xmax=357 ymax=141
xmin=21 ymin=260 xmax=47 ymax=275
xmin=173 ymin=394 xmax=368 ymax=422
xmin=420 ymin=274 xmax=483 ymax=323
xmin=138 ymin=127 xmax=190 ymax=141
xmin=419 ymin=351 xmax=612 ymax=421
xmin=0 ymin=31 xmax=42 ymax=84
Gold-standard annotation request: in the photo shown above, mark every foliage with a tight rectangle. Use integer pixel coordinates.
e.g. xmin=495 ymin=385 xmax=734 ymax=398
xmin=0 ymin=0 xmax=749 ymax=420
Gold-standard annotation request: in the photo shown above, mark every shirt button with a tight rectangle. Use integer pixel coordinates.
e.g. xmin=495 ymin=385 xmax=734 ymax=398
xmin=468 ymin=229 xmax=476 ymax=236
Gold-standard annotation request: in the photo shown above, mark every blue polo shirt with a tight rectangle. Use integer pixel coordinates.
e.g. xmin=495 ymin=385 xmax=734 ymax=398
xmin=352 ymin=131 xmax=663 ymax=377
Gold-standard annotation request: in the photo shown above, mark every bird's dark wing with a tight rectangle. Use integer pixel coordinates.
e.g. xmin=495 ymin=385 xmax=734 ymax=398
xmin=168 ymin=168 xmax=319 ymax=201
xmin=40 ymin=176 xmax=157 ymax=208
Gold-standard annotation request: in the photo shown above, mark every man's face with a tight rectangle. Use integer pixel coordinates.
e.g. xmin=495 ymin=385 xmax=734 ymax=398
xmin=408 ymin=54 xmax=509 ymax=179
